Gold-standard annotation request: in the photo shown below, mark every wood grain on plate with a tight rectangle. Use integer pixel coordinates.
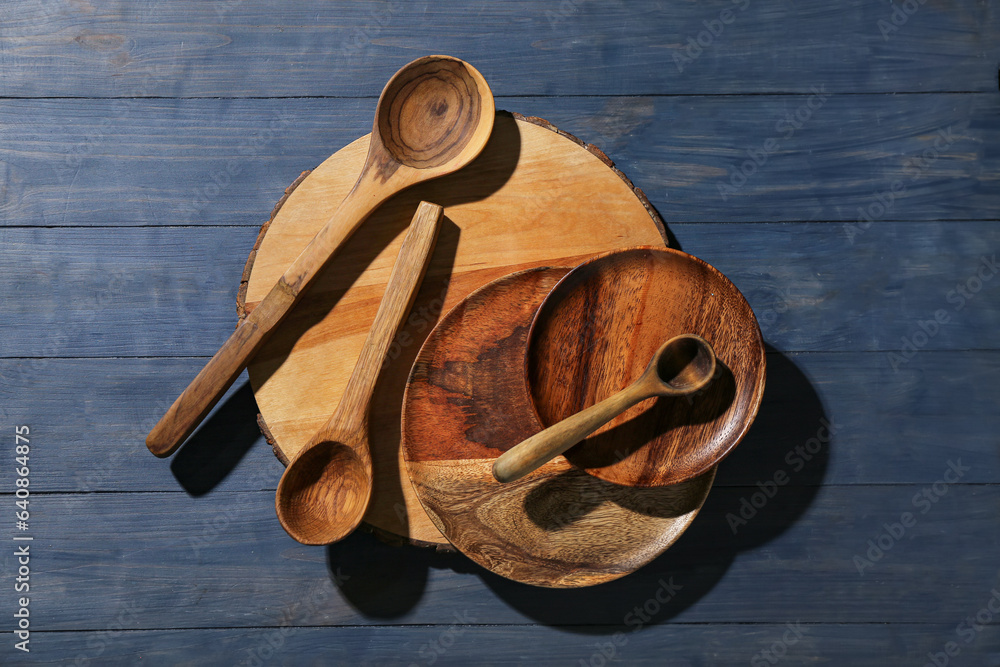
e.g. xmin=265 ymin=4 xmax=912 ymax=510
xmin=528 ymin=247 xmax=766 ymax=487
xmin=240 ymin=112 xmax=668 ymax=545
xmin=403 ymin=267 xmax=715 ymax=587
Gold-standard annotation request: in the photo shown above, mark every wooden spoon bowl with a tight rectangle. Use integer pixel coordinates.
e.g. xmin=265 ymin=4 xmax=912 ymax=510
xmin=527 ymin=246 xmax=766 ymax=487
xmin=275 ymin=442 xmax=370 ymax=545
xmin=376 ymin=57 xmax=486 ymax=169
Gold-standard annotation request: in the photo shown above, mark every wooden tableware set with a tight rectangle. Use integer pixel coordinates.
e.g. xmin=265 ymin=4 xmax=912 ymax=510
xmin=146 ymin=56 xmax=766 ymax=588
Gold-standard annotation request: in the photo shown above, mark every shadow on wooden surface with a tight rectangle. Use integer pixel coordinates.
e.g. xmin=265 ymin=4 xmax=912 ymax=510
xmin=568 ymin=361 xmax=736 ymax=471
xmin=170 ymin=381 xmax=262 ymax=496
xmin=366 ymin=214 xmax=464 ymax=543
xmin=324 ymin=344 xmax=830 ymax=629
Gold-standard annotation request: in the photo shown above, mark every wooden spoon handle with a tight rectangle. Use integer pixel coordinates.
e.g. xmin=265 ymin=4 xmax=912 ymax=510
xmin=492 ymin=381 xmax=652 ymax=483
xmin=145 ymin=176 xmax=395 ymax=458
xmin=315 ymin=201 xmax=443 ymax=443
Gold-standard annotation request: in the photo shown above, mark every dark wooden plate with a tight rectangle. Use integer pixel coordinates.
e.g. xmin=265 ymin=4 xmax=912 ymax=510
xmin=527 ymin=246 xmax=766 ymax=487
xmin=402 ymin=267 xmax=715 ymax=588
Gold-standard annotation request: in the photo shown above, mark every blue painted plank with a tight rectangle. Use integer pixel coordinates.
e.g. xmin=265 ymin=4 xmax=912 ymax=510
xmin=716 ymin=349 xmax=1000 ymax=487
xmin=0 ymin=226 xmax=257 ymax=358
xmin=0 ymin=1 xmax=997 ymax=97
xmin=7 ymin=624 xmax=1000 ymax=666
xmin=0 ymin=365 xmax=281 ymax=495
xmin=0 ymin=485 xmax=997 ymax=629
xmin=2 ymin=350 xmax=999 ymax=494
xmin=683 ymin=220 xmax=1000 ymax=354
xmin=560 ymin=93 xmax=999 ymax=225
xmin=0 ymin=98 xmax=367 ymax=227
xmin=1 ymin=94 xmax=996 ymax=226
xmin=2 ymin=221 xmax=999 ymax=357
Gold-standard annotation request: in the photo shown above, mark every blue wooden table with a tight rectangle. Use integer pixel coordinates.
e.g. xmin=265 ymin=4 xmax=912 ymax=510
xmin=2 ymin=1 xmax=999 ymax=664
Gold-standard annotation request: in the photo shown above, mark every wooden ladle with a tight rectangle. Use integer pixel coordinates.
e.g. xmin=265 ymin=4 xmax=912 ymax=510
xmin=275 ymin=201 xmax=442 ymax=545
xmin=146 ymin=55 xmax=494 ymax=458
xmin=492 ymin=334 xmax=717 ymax=484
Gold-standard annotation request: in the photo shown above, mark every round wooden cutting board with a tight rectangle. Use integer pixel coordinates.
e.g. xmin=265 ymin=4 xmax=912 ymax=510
xmin=240 ymin=111 xmax=669 ymax=546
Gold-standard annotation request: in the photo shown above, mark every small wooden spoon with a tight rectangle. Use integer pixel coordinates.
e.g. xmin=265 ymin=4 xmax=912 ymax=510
xmin=492 ymin=334 xmax=716 ymax=484
xmin=146 ymin=55 xmax=494 ymax=458
xmin=275 ymin=201 xmax=442 ymax=545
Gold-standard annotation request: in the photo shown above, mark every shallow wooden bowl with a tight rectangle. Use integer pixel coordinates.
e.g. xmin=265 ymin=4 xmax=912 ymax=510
xmin=527 ymin=246 xmax=766 ymax=487
xmin=402 ymin=267 xmax=715 ymax=588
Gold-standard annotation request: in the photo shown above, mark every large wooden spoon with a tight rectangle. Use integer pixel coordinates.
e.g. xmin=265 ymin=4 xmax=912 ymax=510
xmin=492 ymin=334 xmax=717 ymax=484
xmin=146 ymin=55 xmax=494 ymax=458
xmin=275 ymin=201 xmax=442 ymax=545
